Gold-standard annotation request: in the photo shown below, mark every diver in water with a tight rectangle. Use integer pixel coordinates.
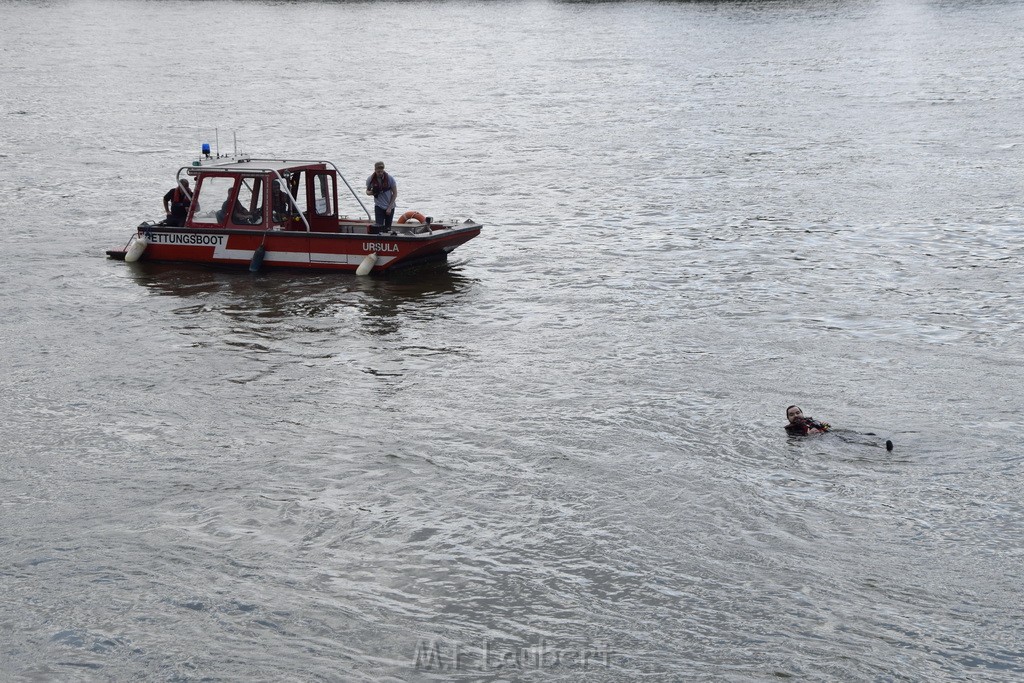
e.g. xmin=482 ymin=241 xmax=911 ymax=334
xmin=785 ymin=405 xmax=831 ymax=436
xmin=785 ymin=405 xmax=894 ymax=450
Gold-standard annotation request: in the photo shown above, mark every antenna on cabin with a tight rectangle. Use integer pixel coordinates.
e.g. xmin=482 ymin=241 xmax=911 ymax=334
xmin=233 ymin=131 xmax=237 ymax=158
xmin=215 ymin=128 xmax=220 ymax=158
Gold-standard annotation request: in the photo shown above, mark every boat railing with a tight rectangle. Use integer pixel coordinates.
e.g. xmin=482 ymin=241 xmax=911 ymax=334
xmin=321 ymin=160 xmax=373 ymax=221
xmin=172 ymin=171 xmax=194 ymax=201
xmin=270 ymin=172 xmax=311 ymax=232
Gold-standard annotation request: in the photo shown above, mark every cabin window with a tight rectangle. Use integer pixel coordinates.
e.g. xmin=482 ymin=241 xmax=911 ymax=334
xmin=312 ymin=173 xmax=335 ymax=217
xmin=272 ymin=179 xmax=287 ymax=222
xmin=286 ymin=171 xmax=307 ymax=214
xmin=230 ymin=177 xmax=265 ymax=226
xmin=191 ymin=176 xmax=236 ymax=226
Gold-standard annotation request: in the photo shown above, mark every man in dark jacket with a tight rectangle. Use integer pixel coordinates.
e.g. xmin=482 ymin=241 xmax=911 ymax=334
xmin=163 ymin=179 xmax=192 ymax=226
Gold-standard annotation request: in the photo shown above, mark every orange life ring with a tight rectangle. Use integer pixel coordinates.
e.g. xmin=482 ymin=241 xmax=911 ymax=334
xmin=397 ymin=211 xmax=426 ymax=224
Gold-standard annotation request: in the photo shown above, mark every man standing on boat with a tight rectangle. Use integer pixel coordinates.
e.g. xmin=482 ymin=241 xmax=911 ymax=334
xmin=163 ymin=179 xmax=192 ymax=227
xmin=365 ymin=161 xmax=398 ymax=233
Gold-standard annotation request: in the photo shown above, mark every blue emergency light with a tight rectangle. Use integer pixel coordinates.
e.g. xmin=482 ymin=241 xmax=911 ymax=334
xmin=202 ymin=143 xmax=211 ymax=159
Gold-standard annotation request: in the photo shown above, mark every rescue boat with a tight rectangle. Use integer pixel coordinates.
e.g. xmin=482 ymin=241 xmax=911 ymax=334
xmin=107 ymin=156 xmax=482 ymax=274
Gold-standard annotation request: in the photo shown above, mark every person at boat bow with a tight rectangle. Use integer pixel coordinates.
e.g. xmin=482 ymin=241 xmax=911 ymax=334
xmin=785 ymin=405 xmax=831 ymax=435
xmin=365 ymin=161 xmax=398 ymax=233
xmin=163 ymin=179 xmax=192 ymax=227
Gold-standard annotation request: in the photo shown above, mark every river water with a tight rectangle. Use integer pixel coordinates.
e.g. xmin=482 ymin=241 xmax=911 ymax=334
xmin=2 ymin=0 xmax=1023 ymax=680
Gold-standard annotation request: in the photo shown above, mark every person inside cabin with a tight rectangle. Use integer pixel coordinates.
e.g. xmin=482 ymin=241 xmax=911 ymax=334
xmin=365 ymin=161 xmax=398 ymax=233
xmin=272 ymin=181 xmax=286 ymax=222
xmin=785 ymin=405 xmax=831 ymax=436
xmin=162 ymin=179 xmax=192 ymax=227
xmin=217 ymin=186 xmax=251 ymax=225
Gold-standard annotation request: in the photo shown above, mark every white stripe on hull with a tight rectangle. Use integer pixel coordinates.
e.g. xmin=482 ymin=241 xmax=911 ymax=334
xmin=210 ymin=240 xmax=395 ymax=266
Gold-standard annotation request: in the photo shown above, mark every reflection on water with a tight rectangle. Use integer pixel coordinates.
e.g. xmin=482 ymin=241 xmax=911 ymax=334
xmin=125 ymin=259 xmax=479 ymax=337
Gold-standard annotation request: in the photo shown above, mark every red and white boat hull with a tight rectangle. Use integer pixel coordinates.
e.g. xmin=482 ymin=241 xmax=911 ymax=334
xmin=113 ymin=222 xmax=481 ymax=273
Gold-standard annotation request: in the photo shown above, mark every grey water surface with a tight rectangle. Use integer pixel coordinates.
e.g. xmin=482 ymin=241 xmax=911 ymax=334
xmin=1 ymin=0 xmax=1023 ymax=680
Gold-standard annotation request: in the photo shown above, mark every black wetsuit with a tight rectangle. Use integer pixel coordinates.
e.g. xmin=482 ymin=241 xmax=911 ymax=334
xmin=785 ymin=417 xmax=830 ymax=436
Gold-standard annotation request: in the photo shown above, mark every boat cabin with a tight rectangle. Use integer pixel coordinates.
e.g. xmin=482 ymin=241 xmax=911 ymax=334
xmin=180 ymin=159 xmax=359 ymax=233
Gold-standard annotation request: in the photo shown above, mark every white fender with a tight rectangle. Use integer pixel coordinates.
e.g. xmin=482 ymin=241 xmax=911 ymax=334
xmin=355 ymin=252 xmax=378 ymax=276
xmin=124 ymin=235 xmax=149 ymax=263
